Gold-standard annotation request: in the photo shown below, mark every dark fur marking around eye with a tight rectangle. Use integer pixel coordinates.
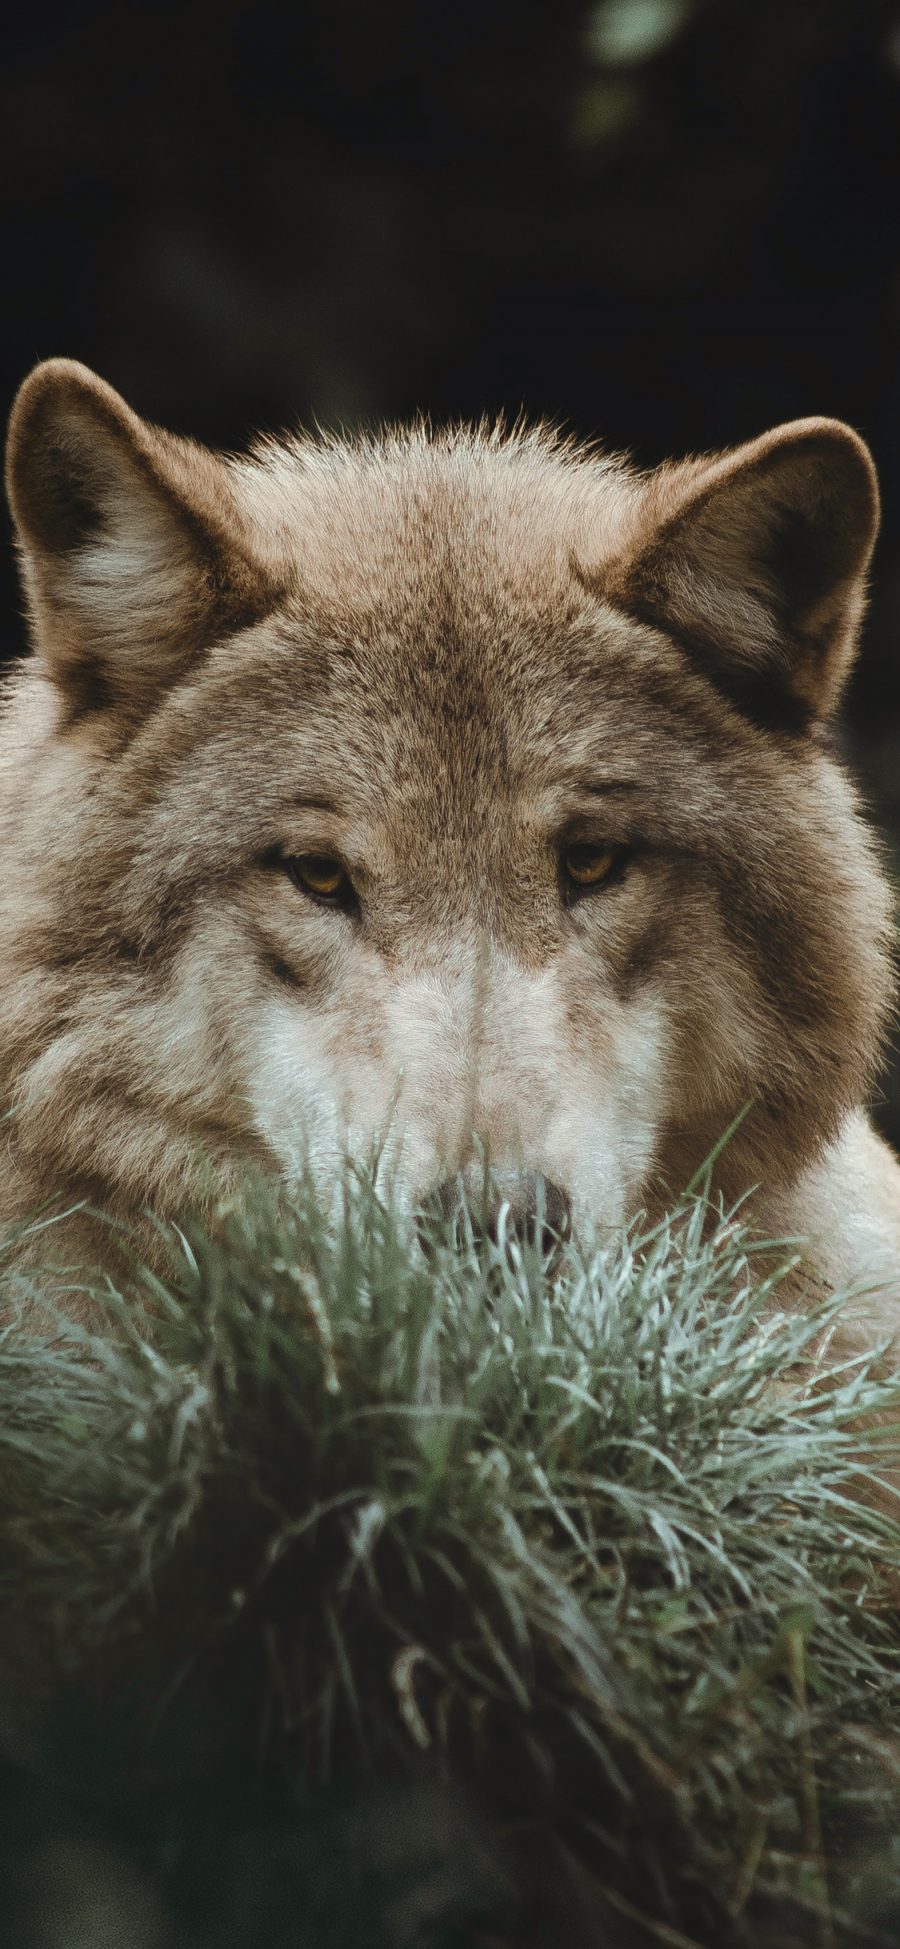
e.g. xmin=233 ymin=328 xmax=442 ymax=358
xmin=249 ymin=925 xmax=306 ymax=993
xmin=260 ymin=946 xmax=305 ymax=991
xmin=614 ymin=918 xmax=669 ymax=998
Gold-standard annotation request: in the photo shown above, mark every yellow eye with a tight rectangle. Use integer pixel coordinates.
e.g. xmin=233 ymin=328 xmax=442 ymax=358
xmin=287 ymin=854 xmax=353 ymax=905
xmin=562 ymin=842 xmax=620 ymax=891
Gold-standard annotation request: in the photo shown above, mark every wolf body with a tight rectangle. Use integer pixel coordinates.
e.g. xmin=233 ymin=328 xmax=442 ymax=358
xmin=2 ymin=362 xmax=899 ymax=1331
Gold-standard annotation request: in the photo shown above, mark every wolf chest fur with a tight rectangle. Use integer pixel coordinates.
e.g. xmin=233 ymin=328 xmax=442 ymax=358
xmin=2 ymin=359 xmax=899 ymax=1324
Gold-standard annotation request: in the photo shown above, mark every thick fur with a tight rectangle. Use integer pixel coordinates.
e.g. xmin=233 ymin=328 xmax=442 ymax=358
xmin=2 ymin=361 xmax=899 ymax=1332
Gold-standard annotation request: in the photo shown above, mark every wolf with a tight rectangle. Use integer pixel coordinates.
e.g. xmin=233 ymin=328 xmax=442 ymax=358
xmin=1 ymin=358 xmax=899 ymax=1327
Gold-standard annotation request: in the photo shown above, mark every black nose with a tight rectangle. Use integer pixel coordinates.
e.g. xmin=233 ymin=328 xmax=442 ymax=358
xmin=421 ymin=1170 xmax=571 ymax=1266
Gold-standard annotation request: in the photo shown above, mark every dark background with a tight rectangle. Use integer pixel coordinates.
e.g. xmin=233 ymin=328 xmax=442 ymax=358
xmin=3 ymin=0 xmax=900 ymax=1132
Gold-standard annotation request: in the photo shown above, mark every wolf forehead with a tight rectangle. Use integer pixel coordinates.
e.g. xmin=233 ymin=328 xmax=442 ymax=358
xmin=231 ymin=431 xmax=653 ymax=726
xmin=231 ymin=525 xmax=688 ymax=785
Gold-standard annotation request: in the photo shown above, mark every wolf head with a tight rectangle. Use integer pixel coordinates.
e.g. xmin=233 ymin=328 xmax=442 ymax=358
xmin=1 ymin=360 xmax=892 ymax=1250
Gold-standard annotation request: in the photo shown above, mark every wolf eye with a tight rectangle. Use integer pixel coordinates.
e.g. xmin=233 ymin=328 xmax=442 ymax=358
xmin=285 ymin=854 xmax=356 ymax=910
xmin=561 ymin=842 xmax=624 ymax=895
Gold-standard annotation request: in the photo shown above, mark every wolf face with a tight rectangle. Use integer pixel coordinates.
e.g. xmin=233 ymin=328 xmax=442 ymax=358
xmin=0 ymin=361 xmax=894 ymax=1265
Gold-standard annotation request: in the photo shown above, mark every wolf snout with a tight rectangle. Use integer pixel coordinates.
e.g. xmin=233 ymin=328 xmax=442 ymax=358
xmin=419 ymin=1169 xmax=571 ymax=1266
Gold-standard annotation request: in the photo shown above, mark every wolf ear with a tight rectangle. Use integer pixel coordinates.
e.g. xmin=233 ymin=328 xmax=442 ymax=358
xmin=607 ymin=418 xmax=879 ymax=725
xmin=5 ymin=360 xmax=270 ymax=726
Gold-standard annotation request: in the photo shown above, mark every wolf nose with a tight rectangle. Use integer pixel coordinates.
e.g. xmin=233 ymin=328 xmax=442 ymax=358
xmin=421 ymin=1170 xmax=571 ymax=1266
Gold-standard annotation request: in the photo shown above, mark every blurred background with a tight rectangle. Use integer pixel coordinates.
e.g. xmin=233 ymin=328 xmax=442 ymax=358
xmin=2 ymin=0 xmax=900 ymax=1133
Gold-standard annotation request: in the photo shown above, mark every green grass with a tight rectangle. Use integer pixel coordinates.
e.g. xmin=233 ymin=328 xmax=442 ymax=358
xmin=1 ymin=1169 xmax=900 ymax=1947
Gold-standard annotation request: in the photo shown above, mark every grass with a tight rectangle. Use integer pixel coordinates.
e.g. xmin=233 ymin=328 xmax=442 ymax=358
xmin=1 ymin=1168 xmax=900 ymax=1947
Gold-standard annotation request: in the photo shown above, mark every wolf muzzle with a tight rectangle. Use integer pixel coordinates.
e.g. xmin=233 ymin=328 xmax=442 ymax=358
xmin=419 ymin=1169 xmax=571 ymax=1267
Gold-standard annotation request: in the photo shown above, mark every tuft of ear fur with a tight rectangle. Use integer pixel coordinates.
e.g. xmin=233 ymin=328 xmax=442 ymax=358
xmin=605 ymin=418 xmax=880 ymax=726
xmin=5 ymin=360 xmax=272 ymax=729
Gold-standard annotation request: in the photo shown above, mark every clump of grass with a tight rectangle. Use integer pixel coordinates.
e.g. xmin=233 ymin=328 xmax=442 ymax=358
xmin=1 ymin=1170 xmax=900 ymax=1948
